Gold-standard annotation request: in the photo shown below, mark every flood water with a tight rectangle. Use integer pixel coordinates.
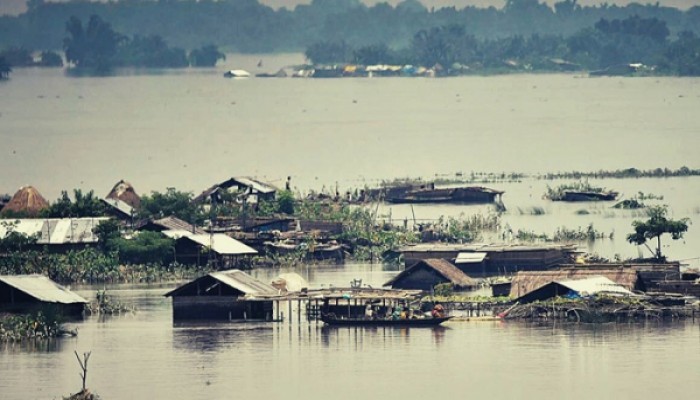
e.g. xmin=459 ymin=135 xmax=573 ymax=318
xmin=1 ymin=265 xmax=699 ymax=400
xmin=1 ymin=55 xmax=700 ymax=398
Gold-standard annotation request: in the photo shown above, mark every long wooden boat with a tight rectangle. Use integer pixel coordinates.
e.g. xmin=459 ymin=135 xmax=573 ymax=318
xmin=320 ymin=313 xmax=452 ymax=326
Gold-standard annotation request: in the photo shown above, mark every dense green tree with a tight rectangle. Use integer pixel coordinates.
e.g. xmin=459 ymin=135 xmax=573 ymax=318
xmin=0 ymin=56 xmax=10 ymax=79
xmin=37 ymin=50 xmax=63 ymax=67
xmin=112 ymin=231 xmax=175 ymax=265
xmin=305 ymin=40 xmax=352 ymax=64
xmin=353 ymin=44 xmax=393 ymax=65
xmin=116 ymin=34 xmax=188 ymax=67
xmin=44 ymin=189 xmax=106 ymax=218
xmin=139 ymin=188 xmax=205 ymax=224
xmin=276 ymin=190 xmax=295 ymax=215
xmin=93 ymin=219 xmax=122 ymax=253
xmin=0 ymin=46 xmax=33 ymax=66
xmin=659 ymin=31 xmax=700 ymax=75
xmin=411 ymin=25 xmax=478 ymax=70
xmin=627 ymin=205 xmax=690 ymax=260
xmin=188 ymin=44 xmax=225 ymax=67
xmin=63 ymin=15 xmax=124 ymax=71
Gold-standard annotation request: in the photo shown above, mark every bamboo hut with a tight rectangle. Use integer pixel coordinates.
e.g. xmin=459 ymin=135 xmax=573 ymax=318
xmin=510 ymin=269 xmax=640 ymax=299
xmin=0 ymin=186 xmax=49 ymax=217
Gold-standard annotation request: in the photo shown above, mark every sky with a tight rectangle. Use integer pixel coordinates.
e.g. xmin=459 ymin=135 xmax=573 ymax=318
xmin=1 ymin=0 xmax=699 ymax=16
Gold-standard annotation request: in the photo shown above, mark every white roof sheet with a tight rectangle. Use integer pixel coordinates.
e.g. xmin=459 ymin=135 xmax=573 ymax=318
xmin=0 ymin=218 xmax=108 ymax=244
xmin=164 ymin=230 xmax=257 ymax=255
xmin=233 ymin=177 xmax=276 ymax=194
xmin=557 ymin=276 xmax=634 ymax=297
xmin=102 ymin=198 xmax=134 ymax=216
xmin=210 ymin=269 xmax=277 ymax=295
xmin=455 ymin=252 xmax=487 ymax=264
xmin=0 ymin=274 xmax=87 ymax=304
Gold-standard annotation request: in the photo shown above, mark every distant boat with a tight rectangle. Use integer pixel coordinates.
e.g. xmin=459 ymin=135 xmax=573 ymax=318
xmin=223 ymin=69 xmax=251 ymax=78
xmin=385 ymin=183 xmax=504 ymax=204
xmin=558 ymin=191 xmax=619 ymax=202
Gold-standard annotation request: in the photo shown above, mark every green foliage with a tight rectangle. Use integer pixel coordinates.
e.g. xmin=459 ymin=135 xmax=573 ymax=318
xmin=92 ymin=219 xmax=121 ymax=253
xmin=0 ymin=221 xmax=39 ymax=252
xmin=37 ymin=50 xmax=64 ymax=67
xmin=112 ymin=231 xmax=175 ymax=265
xmin=276 ymin=190 xmax=295 ymax=215
xmin=627 ymin=205 xmax=690 ymax=260
xmin=0 ymin=311 xmax=65 ymax=341
xmin=305 ymin=41 xmax=353 ymax=64
xmin=139 ymin=187 xmax=205 ymax=224
xmin=43 ymin=189 xmax=106 ymax=218
xmin=188 ymin=44 xmax=225 ymax=67
xmin=0 ymin=46 xmax=34 ymax=66
xmin=545 ymin=181 xmax=609 ymax=200
xmin=115 ymin=34 xmax=188 ymax=68
xmin=63 ymin=15 xmax=123 ymax=71
xmin=433 ymin=283 xmax=454 ymax=297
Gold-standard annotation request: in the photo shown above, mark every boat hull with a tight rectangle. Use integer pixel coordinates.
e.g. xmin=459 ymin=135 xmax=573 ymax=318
xmin=320 ymin=314 xmax=452 ymax=326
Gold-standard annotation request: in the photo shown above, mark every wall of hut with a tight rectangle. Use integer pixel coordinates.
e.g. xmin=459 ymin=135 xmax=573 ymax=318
xmin=0 ymin=284 xmax=84 ymax=317
xmin=171 ymin=296 xmax=273 ymax=320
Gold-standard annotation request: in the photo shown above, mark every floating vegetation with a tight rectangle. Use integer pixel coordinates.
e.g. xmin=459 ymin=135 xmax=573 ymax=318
xmin=613 ymin=199 xmax=645 ymax=209
xmin=538 ymin=166 xmax=700 ymax=180
xmin=635 ymin=191 xmax=664 ymax=201
xmin=515 ymin=224 xmax=612 ymax=243
xmin=85 ymin=290 xmax=134 ymax=315
xmin=0 ymin=311 xmax=71 ymax=341
xmin=514 ymin=206 xmax=546 ymax=215
xmin=575 ymin=209 xmax=590 ymax=215
xmin=545 ymin=181 xmax=615 ymax=201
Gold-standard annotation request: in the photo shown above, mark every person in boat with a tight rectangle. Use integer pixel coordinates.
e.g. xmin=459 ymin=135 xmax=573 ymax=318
xmin=431 ymin=304 xmax=445 ymax=318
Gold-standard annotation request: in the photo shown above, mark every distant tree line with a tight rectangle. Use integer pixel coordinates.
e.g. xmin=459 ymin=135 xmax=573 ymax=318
xmin=305 ymin=15 xmax=700 ymax=75
xmin=62 ymin=15 xmax=224 ymax=71
xmin=1 ymin=0 xmax=699 ymax=56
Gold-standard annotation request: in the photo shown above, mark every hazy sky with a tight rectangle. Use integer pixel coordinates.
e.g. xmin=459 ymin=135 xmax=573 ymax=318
xmin=1 ymin=0 xmax=698 ymax=17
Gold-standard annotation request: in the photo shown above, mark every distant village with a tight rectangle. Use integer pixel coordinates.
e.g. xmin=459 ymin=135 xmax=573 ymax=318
xmin=1 ymin=175 xmax=698 ymax=335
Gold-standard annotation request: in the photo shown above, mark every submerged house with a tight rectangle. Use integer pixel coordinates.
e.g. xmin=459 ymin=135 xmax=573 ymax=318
xmin=136 ymin=216 xmax=206 ymax=234
xmin=400 ymin=243 xmax=577 ymax=276
xmin=384 ymin=258 xmax=478 ymax=292
xmin=0 ymin=274 xmax=87 ymax=317
xmin=514 ymin=276 xmax=636 ymax=304
xmin=161 ymin=230 xmax=257 ymax=267
xmin=193 ymin=176 xmax=278 ymax=206
xmin=509 ymin=269 xmax=640 ymax=300
xmin=164 ymin=269 xmax=278 ymax=321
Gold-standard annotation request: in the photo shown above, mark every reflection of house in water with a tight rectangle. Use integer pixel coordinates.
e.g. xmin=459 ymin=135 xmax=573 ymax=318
xmin=400 ymin=243 xmax=577 ymax=277
xmin=164 ymin=269 xmax=277 ymax=321
xmin=0 ymin=274 xmax=87 ymax=318
xmin=384 ymin=258 xmax=477 ymax=292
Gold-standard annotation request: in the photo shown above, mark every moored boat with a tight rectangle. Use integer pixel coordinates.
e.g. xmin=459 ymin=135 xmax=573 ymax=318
xmin=320 ymin=313 xmax=452 ymax=326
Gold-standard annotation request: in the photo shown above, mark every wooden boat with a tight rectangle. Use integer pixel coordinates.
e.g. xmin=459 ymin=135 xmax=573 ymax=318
xmin=320 ymin=313 xmax=452 ymax=326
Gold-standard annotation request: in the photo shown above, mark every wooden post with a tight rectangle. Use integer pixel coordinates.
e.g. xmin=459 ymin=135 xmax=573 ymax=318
xmin=298 ymin=299 xmax=301 ymax=323
xmin=288 ymin=301 xmax=292 ymax=325
xmin=74 ymin=351 xmax=91 ymax=392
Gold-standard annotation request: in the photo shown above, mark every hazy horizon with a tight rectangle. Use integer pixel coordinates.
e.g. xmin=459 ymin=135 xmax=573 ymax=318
xmin=1 ymin=0 xmax=699 ymax=17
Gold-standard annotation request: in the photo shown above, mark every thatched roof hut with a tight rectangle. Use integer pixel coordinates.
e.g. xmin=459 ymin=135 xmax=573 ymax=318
xmin=0 ymin=186 xmax=49 ymax=217
xmin=509 ymin=269 xmax=640 ymax=299
xmin=105 ymin=179 xmax=141 ymax=209
xmin=384 ymin=258 xmax=478 ymax=291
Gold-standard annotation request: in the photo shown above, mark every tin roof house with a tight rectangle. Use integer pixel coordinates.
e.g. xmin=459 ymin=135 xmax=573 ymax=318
xmin=0 ymin=274 xmax=87 ymax=317
xmin=164 ymin=269 xmax=278 ymax=321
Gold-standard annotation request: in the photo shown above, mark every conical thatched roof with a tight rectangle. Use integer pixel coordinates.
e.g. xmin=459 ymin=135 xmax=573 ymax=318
xmin=105 ymin=179 xmax=141 ymax=208
xmin=1 ymin=186 xmax=49 ymax=216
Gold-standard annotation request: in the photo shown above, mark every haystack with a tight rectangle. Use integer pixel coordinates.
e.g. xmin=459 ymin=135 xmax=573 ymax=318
xmin=1 ymin=186 xmax=49 ymax=216
xmin=105 ymin=180 xmax=141 ymax=208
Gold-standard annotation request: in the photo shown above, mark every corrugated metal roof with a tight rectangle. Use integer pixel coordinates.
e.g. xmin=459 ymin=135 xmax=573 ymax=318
xmin=150 ymin=216 xmax=206 ymax=234
xmin=455 ymin=252 xmax=487 ymax=264
xmin=210 ymin=269 xmax=277 ymax=295
xmin=163 ymin=230 xmax=257 ymax=255
xmin=0 ymin=218 xmax=108 ymax=244
xmin=0 ymin=274 xmax=87 ymax=304
xmin=509 ymin=269 xmax=639 ymax=298
xmin=164 ymin=269 xmax=277 ymax=297
xmin=557 ymin=276 xmax=634 ymax=297
xmin=232 ymin=177 xmax=277 ymax=194
xmin=101 ymin=197 xmax=134 ymax=217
